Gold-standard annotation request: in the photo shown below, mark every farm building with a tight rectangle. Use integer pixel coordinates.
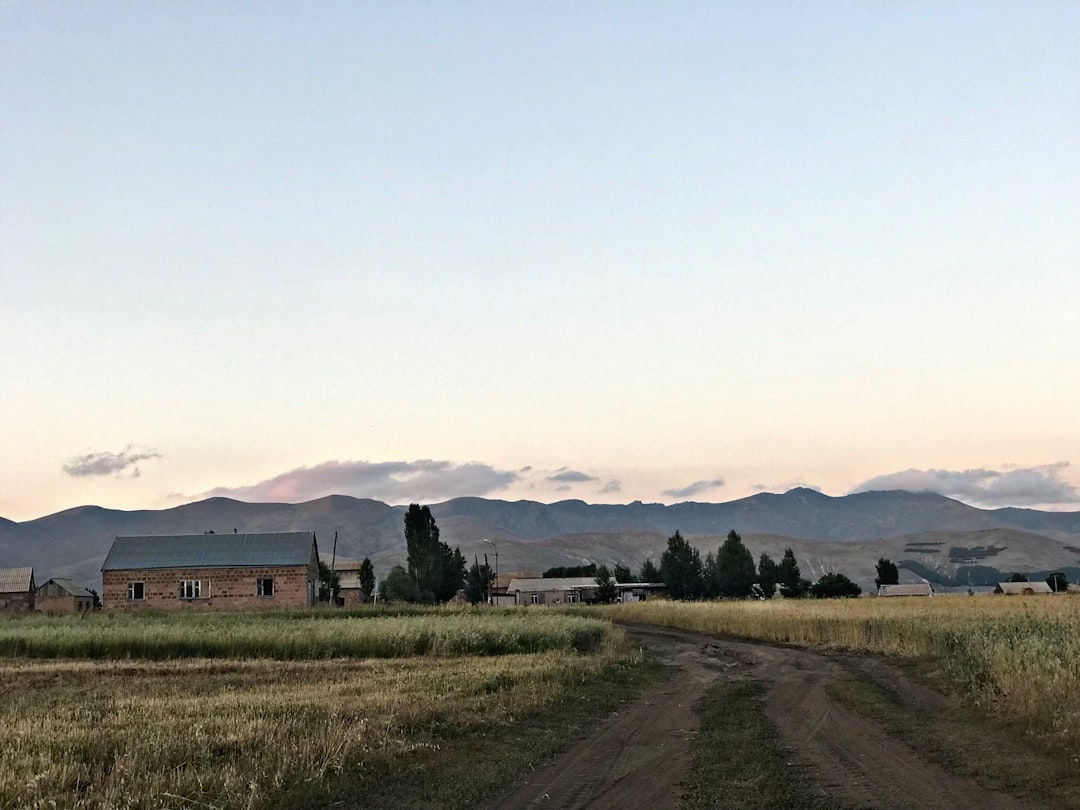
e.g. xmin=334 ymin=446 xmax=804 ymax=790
xmin=101 ymin=532 xmax=320 ymax=610
xmin=877 ymin=583 xmax=934 ymax=597
xmin=506 ymin=576 xmax=599 ymax=606
xmin=994 ymin=581 xmax=1053 ymax=596
xmin=35 ymin=577 xmax=94 ymax=614
xmin=332 ymin=559 xmax=370 ymax=605
xmin=614 ymin=582 xmax=668 ymax=602
xmin=0 ymin=567 xmax=35 ymax=612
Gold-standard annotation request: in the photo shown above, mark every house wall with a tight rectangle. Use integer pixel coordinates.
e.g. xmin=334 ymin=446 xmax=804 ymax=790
xmin=103 ymin=564 xmax=317 ymax=610
xmin=0 ymin=590 xmax=34 ymax=613
xmin=36 ymin=595 xmax=93 ymax=614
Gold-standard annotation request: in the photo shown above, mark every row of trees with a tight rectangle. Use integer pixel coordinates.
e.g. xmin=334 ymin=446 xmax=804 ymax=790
xmin=651 ymin=529 xmax=861 ymax=599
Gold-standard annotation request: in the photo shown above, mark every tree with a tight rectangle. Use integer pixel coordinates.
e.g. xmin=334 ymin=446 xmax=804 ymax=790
xmin=403 ymin=504 xmax=465 ymax=603
xmin=1047 ymin=572 xmax=1069 ymax=593
xmin=543 ymin=564 xmax=597 ymax=578
xmin=874 ymin=558 xmax=899 ymax=588
xmin=379 ymin=565 xmax=420 ymax=602
xmin=660 ymin=530 xmax=704 ymax=600
xmin=1008 ymin=572 xmax=1029 ymax=583
xmin=810 ymin=572 xmax=862 ymax=599
xmin=358 ymin=558 xmax=375 ymax=603
xmin=778 ymin=548 xmax=809 ymax=598
xmin=465 ymin=555 xmax=494 ymax=604
xmin=88 ymin=589 xmax=102 ymax=611
xmin=613 ymin=563 xmax=633 ymax=583
xmin=757 ymin=553 xmax=778 ymax=599
xmin=639 ymin=558 xmax=660 ymax=583
xmin=595 ymin=565 xmax=618 ymax=604
xmin=318 ymin=561 xmax=340 ymax=603
xmin=714 ymin=530 xmax=756 ymax=598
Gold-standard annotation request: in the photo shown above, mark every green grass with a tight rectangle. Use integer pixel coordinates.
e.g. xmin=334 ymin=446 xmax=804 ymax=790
xmin=0 ymin=607 xmax=609 ymax=659
xmin=682 ymin=680 xmax=840 ymax=810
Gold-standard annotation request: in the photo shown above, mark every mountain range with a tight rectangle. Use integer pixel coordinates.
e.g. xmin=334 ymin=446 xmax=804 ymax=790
xmin=4 ymin=488 xmax=1080 ymax=593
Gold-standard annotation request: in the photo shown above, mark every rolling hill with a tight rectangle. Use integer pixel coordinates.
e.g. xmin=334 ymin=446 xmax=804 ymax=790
xmin=3 ymin=489 xmax=1079 ymax=592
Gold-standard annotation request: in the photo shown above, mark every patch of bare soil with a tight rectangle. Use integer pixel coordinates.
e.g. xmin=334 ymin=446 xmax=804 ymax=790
xmin=486 ymin=624 xmax=1073 ymax=810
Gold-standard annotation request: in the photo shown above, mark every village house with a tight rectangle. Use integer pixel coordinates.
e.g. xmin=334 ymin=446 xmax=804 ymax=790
xmin=0 ymin=567 xmax=35 ymax=613
xmin=35 ymin=577 xmax=94 ymax=614
xmin=101 ymin=532 xmax=320 ymax=610
xmin=506 ymin=576 xmax=599 ymax=606
xmin=332 ymin=559 xmax=369 ymax=605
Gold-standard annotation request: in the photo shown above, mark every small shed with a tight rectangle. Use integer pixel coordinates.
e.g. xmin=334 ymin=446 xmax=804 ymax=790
xmin=0 ymin=567 xmax=35 ymax=612
xmin=35 ymin=578 xmax=94 ymax=614
xmin=877 ymin=583 xmax=934 ymax=597
xmin=994 ymin=581 xmax=1053 ymax=596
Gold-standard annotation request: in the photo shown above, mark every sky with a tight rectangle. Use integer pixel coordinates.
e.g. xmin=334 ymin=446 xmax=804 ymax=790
xmin=3 ymin=2 xmax=1079 ymax=522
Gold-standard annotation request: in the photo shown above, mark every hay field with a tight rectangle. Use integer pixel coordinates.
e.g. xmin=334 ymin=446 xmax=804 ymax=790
xmin=0 ymin=609 xmax=624 ymax=810
xmin=606 ymin=596 xmax=1080 ymax=745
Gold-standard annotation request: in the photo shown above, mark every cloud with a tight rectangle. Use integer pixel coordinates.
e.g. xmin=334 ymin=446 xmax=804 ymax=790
xmin=63 ymin=446 xmax=161 ymax=478
xmin=850 ymin=463 xmax=1080 ymax=507
xmin=663 ymin=478 xmax=726 ymax=499
xmin=198 ymin=459 xmax=519 ymax=504
xmin=599 ymin=479 xmax=622 ymax=494
xmin=545 ymin=468 xmax=599 ymax=483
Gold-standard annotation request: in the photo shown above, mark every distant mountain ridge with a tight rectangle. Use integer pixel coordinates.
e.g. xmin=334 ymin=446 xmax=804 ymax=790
xmin=2 ymin=489 xmax=1079 ymax=592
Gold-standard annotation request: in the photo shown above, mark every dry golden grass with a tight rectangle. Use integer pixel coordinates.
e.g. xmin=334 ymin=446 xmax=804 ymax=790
xmin=0 ymin=614 xmax=625 ymax=809
xmin=605 ymin=596 xmax=1080 ymax=744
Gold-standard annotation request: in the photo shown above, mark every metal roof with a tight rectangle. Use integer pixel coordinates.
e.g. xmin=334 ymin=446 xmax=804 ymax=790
xmin=506 ymin=577 xmax=599 ymax=593
xmin=878 ymin=583 xmax=934 ymax=597
xmin=0 ymin=567 xmax=34 ymax=592
xmin=995 ymin=581 xmax=1053 ymax=595
xmin=38 ymin=578 xmax=94 ymax=599
xmin=101 ymin=532 xmax=317 ymax=572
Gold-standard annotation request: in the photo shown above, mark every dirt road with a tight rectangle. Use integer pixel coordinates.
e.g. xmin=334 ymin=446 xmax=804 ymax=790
xmin=487 ymin=625 xmax=1058 ymax=810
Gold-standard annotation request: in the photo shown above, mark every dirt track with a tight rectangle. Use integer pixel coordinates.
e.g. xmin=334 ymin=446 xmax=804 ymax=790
xmin=487 ymin=624 xmax=1036 ymax=810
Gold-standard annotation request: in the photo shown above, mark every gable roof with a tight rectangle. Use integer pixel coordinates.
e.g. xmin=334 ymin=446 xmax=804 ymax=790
xmin=37 ymin=578 xmax=93 ymax=599
xmin=878 ymin=583 xmax=934 ymax=597
xmin=102 ymin=532 xmax=317 ymax=572
xmin=995 ymin=581 xmax=1053 ymax=595
xmin=506 ymin=577 xmax=599 ymax=593
xmin=0 ymin=567 xmax=34 ymax=592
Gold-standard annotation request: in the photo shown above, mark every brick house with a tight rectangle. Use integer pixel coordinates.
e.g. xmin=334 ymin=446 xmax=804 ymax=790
xmin=101 ymin=532 xmax=320 ymax=610
xmin=0 ymin=567 xmax=35 ymax=613
xmin=35 ymin=578 xmax=95 ymax=614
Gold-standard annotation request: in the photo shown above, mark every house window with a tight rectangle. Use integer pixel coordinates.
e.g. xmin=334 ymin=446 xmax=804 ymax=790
xmin=566 ymin=592 xmax=578 ymax=604
xmin=179 ymin=580 xmax=202 ymax=600
xmin=530 ymin=593 xmax=540 ymax=604
xmin=257 ymin=578 xmax=274 ymax=598
xmin=127 ymin=582 xmax=145 ymax=601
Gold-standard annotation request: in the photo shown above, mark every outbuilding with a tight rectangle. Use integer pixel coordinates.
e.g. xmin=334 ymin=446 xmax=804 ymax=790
xmin=101 ymin=532 xmax=321 ymax=610
xmin=994 ymin=581 xmax=1053 ymax=596
xmin=0 ymin=567 xmax=35 ymax=613
xmin=877 ymin=583 xmax=934 ymax=597
xmin=35 ymin=577 xmax=94 ymax=614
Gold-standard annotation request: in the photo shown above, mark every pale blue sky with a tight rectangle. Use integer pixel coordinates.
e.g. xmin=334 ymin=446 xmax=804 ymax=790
xmin=3 ymin=2 xmax=1079 ymax=520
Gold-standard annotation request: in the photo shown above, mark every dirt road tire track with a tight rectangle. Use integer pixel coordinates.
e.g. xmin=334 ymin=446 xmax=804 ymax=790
xmin=486 ymin=624 xmax=1033 ymax=810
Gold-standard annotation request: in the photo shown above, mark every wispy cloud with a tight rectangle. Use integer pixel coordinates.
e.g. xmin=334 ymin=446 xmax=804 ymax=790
xmin=851 ymin=463 xmax=1080 ymax=507
xmin=663 ymin=478 xmax=726 ymax=499
xmin=599 ymin=479 xmax=622 ymax=494
xmin=63 ymin=446 xmax=161 ymax=478
xmin=197 ymin=459 xmax=518 ymax=504
xmin=545 ymin=468 xmax=599 ymax=483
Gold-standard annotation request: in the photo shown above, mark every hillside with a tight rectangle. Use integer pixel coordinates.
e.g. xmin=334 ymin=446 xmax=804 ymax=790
xmin=3 ymin=490 xmax=1079 ymax=592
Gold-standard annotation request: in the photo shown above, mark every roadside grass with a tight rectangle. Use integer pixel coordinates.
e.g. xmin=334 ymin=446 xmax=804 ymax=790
xmin=0 ymin=607 xmax=608 ymax=659
xmin=682 ymin=679 xmax=840 ymax=810
xmin=604 ymin=597 xmax=1080 ymax=747
xmin=0 ymin=611 xmax=658 ymax=809
xmin=826 ymin=667 xmax=1080 ymax=808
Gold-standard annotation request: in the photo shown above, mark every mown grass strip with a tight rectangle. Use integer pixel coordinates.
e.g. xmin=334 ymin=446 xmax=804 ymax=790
xmin=682 ymin=679 xmax=840 ymax=810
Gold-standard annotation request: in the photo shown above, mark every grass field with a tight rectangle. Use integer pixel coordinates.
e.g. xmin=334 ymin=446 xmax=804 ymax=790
xmin=603 ymin=595 xmax=1080 ymax=746
xmin=0 ymin=608 xmax=646 ymax=810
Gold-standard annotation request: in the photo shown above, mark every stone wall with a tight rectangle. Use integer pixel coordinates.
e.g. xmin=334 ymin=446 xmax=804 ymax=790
xmin=103 ymin=564 xmax=317 ymax=610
